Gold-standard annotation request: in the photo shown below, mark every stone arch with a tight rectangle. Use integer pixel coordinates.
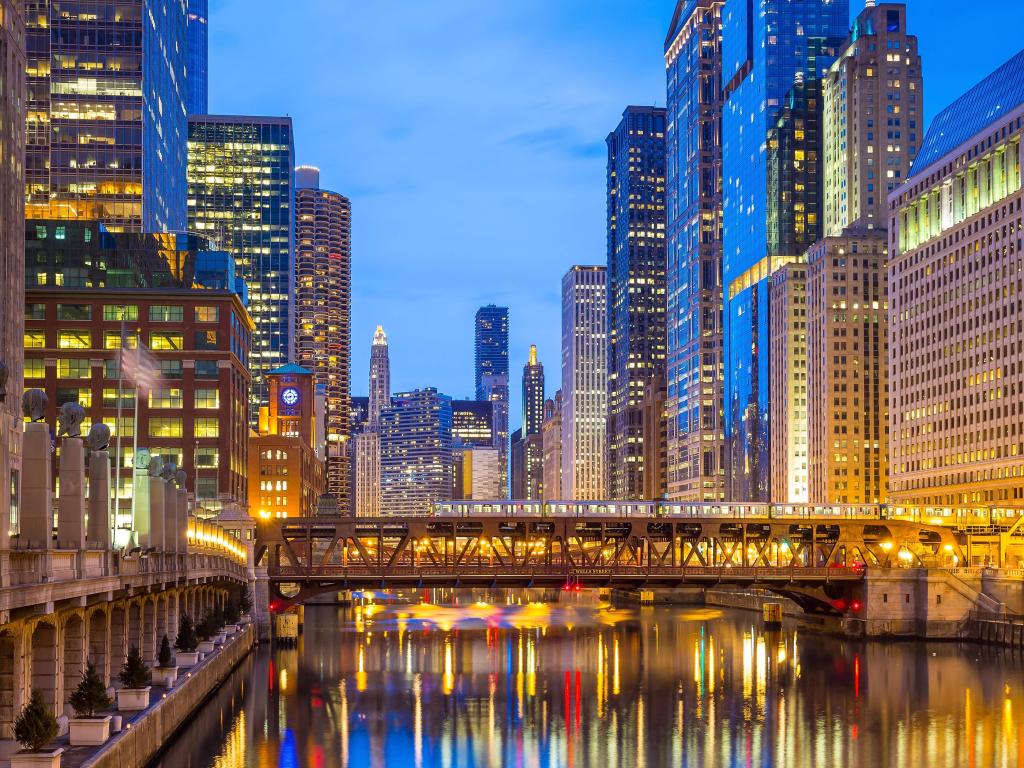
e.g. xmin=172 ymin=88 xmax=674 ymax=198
xmin=87 ymin=609 xmax=110 ymax=686
xmin=110 ymin=604 xmax=127 ymax=673
xmin=0 ymin=631 xmax=16 ymax=738
xmin=62 ymin=613 xmax=86 ymax=715
xmin=155 ymin=595 xmax=168 ymax=657
xmin=167 ymin=592 xmax=179 ymax=642
xmin=127 ymin=601 xmax=142 ymax=659
xmin=30 ymin=621 xmax=58 ymax=710
xmin=142 ymin=599 xmax=156 ymax=665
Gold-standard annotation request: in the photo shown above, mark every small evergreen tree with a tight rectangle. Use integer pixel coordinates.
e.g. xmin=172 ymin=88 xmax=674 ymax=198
xmin=224 ymin=598 xmax=240 ymax=625
xmin=69 ymin=661 xmax=113 ymax=717
xmin=212 ymin=605 xmax=225 ymax=630
xmin=175 ymin=614 xmax=198 ymax=652
xmin=238 ymin=589 xmax=253 ymax=615
xmin=13 ymin=689 xmax=58 ymax=752
xmin=196 ymin=611 xmax=214 ymax=641
xmin=119 ymin=646 xmax=152 ymax=689
xmin=158 ymin=635 xmax=173 ymax=668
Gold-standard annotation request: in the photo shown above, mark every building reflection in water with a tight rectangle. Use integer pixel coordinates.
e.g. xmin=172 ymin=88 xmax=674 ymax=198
xmin=154 ymin=596 xmax=1024 ymax=768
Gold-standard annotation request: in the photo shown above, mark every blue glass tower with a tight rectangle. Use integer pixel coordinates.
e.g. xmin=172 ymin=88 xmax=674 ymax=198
xmin=186 ymin=0 xmax=208 ymax=114
xmin=380 ymin=389 xmax=454 ymax=516
xmin=721 ymin=0 xmax=848 ymax=501
xmin=474 ymin=305 xmax=509 ymax=400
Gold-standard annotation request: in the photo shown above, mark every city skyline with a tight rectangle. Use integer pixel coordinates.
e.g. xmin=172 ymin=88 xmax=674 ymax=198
xmin=207 ymin=0 xmax=1024 ymax=422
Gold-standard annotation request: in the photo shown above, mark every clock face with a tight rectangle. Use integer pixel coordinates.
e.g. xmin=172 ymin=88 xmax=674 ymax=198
xmin=280 ymin=387 xmax=300 ymax=407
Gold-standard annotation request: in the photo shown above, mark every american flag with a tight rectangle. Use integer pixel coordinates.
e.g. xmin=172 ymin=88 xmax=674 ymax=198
xmin=121 ymin=340 xmax=160 ymax=392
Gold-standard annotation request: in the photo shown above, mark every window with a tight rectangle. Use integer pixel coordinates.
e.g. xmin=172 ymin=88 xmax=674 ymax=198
xmin=150 ymin=332 xmax=183 ymax=350
xmin=104 ymin=331 xmax=137 ymax=349
xmin=56 ymin=387 xmax=91 ymax=408
xmin=58 ymin=330 xmax=91 ymax=349
xmin=103 ymin=359 xmax=120 ymax=379
xmin=103 ymin=305 xmax=138 ymax=322
xmin=195 ymin=330 xmax=218 ymax=350
xmin=113 ymin=417 xmax=134 ymax=438
xmin=148 ymin=305 xmax=183 ymax=322
xmin=195 ymin=306 xmax=219 ymax=323
xmin=149 ymin=388 xmax=183 ymax=409
xmin=102 ymin=388 xmax=133 ymax=408
xmin=195 ymin=447 xmax=219 ymax=468
xmin=194 ymin=360 xmax=219 ymax=378
xmin=57 ymin=304 xmax=92 ymax=321
xmin=24 ymin=331 xmax=46 ymax=349
xmin=159 ymin=359 xmax=183 ymax=378
xmin=196 ymin=476 xmax=218 ymax=501
xmin=58 ymin=359 xmax=91 ymax=378
xmin=194 ymin=418 xmax=219 ymax=438
xmin=150 ymin=448 xmax=182 ymax=466
xmin=195 ymin=389 xmax=220 ymax=409
xmin=24 ymin=359 xmax=45 ymax=379
xmin=149 ymin=418 xmax=183 ymax=438
xmin=25 ymin=303 xmax=46 ymax=320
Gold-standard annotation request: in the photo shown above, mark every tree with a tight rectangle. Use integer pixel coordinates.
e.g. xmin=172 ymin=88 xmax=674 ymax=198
xmin=212 ymin=605 xmax=225 ymax=630
xmin=196 ymin=611 xmax=214 ymax=641
xmin=224 ymin=598 xmax=240 ymax=625
xmin=158 ymin=635 xmax=173 ymax=668
xmin=119 ymin=646 xmax=152 ymax=689
xmin=69 ymin=661 xmax=113 ymax=717
xmin=238 ymin=589 xmax=253 ymax=615
xmin=14 ymin=690 xmax=58 ymax=752
xmin=175 ymin=614 xmax=198 ymax=653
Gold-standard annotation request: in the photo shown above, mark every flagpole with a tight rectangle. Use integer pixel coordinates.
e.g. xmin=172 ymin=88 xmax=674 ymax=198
xmin=113 ymin=312 xmax=126 ymax=547
xmin=130 ymin=336 xmax=140 ymax=542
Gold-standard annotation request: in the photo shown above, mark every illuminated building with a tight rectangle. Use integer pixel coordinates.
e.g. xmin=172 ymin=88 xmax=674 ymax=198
xmin=187 ymin=115 xmax=295 ymax=423
xmin=607 ymin=106 xmax=666 ymax=500
xmin=519 ymin=345 xmax=545 ymax=499
xmin=24 ymin=0 xmax=187 ymax=231
xmin=369 ymin=326 xmax=390 ymax=427
xmin=185 ymin=0 xmax=208 ymax=114
xmin=294 ymin=165 xmax=351 ymax=509
xmin=452 ymin=399 xmax=494 ymax=447
xmin=640 ymin=375 xmax=667 ymax=501
xmin=721 ymin=0 xmax=848 ymax=501
xmin=561 ymin=266 xmax=607 ymax=500
xmin=888 ymin=48 xmax=1024 ymax=506
xmin=24 ymin=221 xmax=252 ymax=514
xmin=453 ymin=445 xmax=501 ymax=500
xmin=541 ymin=392 xmax=562 ymax=500
xmin=351 ymin=328 xmax=390 ymax=517
xmin=664 ymin=0 xmax=725 ymax=502
xmin=479 ymin=372 xmax=509 ymax=497
xmin=510 ymin=427 xmax=524 ymax=499
xmin=475 ymin=306 xmax=509 ymax=495
xmin=804 ymin=4 xmax=920 ymax=505
xmin=380 ymin=389 xmax=453 ymax=516
xmin=768 ymin=263 xmax=808 ymax=503
xmin=249 ymin=365 xmax=325 ymax=518
xmin=0 ymin=0 xmax=25 ymax=540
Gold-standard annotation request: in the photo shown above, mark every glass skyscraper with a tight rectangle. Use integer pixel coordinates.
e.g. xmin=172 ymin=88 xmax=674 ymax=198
xmin=380 ymin=389 xmax=453 ymax=516
xmin=24 ymin=0 xmax=188 ymax=232
xmin=606 ymin=106 xmax=666 ymax=500
xmin=187 ymin=115 xmax=295 ymax=423
xmin=185 ymin=0 xmax=208 ymax=114
xmin=474 ymin=305 xmax=509 ymax=399
xmin=721 ymin=0 xmax=848 ymax=501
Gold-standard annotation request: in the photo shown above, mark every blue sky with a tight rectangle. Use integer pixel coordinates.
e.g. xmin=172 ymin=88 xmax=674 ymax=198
xmin=209 ymin=0 xmax=1024 ymax=421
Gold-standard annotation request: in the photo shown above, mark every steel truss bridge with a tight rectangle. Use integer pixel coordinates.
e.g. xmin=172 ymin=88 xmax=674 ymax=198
xmin=255 ymin=512 xmax=964 ymax=614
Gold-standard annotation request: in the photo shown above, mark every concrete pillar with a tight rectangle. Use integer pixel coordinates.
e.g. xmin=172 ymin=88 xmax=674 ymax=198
xmin=29 ymin=622 xmax=58 ymax=710
xmin=62 ymin=614 xmax=86 ymax=716
xmin=21 ymin=422 xmax=53 ymax=549
xmin=158 ymin=480 xmax=176 ymax=553
xmin=177 ymin=488 xmax=189 ymax=554
xmin=133 ymin=467 xmax=151 ymax=549
xmin=164 ymin=486 xmax=179 ymax=555
xmin=88 ymin=609 xmax=110 ymax=686
xmin=87 ymin=450 xmax=111 ymax=549
xmin=57 ymin=437 xmax=86 ymax=549
xmin=109 ymin=606 xmax=127 ymax=673
xmin=143 ymin=475 xmax=163 ymax=550
xmin=142 ymin=601 xmax=156 ymax=666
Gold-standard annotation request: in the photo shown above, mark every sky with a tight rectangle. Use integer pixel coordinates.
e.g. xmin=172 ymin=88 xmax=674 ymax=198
xmin=208 ymin=0 xmax=1024 ymax=421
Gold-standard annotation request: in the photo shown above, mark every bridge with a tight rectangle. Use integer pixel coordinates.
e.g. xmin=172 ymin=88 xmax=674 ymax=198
xmin=255 ymin=507 xmax=965 ymax=615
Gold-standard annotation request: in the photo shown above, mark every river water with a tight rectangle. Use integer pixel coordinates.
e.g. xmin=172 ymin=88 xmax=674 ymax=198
xmin=152 ymin=593 xmax=1023 ymax=768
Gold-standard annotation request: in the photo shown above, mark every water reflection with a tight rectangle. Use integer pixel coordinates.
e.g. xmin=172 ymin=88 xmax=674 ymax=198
xmin=153 ymin=596 xmax=1024 ymax=768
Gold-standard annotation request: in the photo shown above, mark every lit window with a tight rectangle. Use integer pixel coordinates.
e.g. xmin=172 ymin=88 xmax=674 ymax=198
xmin=24 ymin=359 xmax=45 ymax=378
xmin=57 ymin=359 xmax=91 ymax=378
xmin=195 ymin=306 xmax=219 ymax=323
xmin=195 ymin=389 xmax=220 ymax=409
xmin=194 ymin=418 xmax=219 ymax=438
xmin=150 ymin=332 xmax=183 ymax=350
xmin=24 ymin=331 xmax=47 ymax=349
xmin=58 ymin=330 xmax=91 ymax=349
xmin=57 ymin=304 xmax=92 ymax=321
xmin=149 ymin=418 xmax=183 ymax=438
xmin=103 ymin=305 xmax=138 ymax=322
xmin=149 ymin=388 xmax=183 ymax=409
xmin=104 ymin=331 xmax=137 ymax=349
xmin=148 ymin=305 xmax=183 ymax=323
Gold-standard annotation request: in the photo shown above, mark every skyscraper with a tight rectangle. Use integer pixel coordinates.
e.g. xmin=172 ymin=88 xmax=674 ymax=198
xmin=24 ymin=0 xmax=188 ymax=232
xmin=480 ymin=372 xmax=509 ymax=497
xmin=452 ymin=399 xmax=494 ymax=447
xmin=768 ymin=263 xmax=808 ymax=504
xmin=541 ymin=393 xmax=563 ymax=500
xmin=380 ymin=389 xmax=453 ymax=516
xmin=606 ymin=106 xmax=667 ymax=501
xmin=185 ymin=0 xmax=209 ymax=114
xmin=721 ymin=0 xmax=849 ymax=501
xmin=187 ymin=115 xmax=295 ymax=423
xmin=294 ymin=165 xmax=352 ymax=509
xmin=354 ymin=327 xmax=389 ymax=517
xmin=519 ymin=345 xmax=545 ymax=499
xmin=664 ymin=1 xmax=725 ymax=502
xmin=1 ymin=0 xmax=25 ymax=543
xmin=369 ymin=326 xmax=390 ymax=427
xmin=474 ymin=305 xmax=509 ymax=399
xmin=561 ymin=266 xmax=608 ymax=500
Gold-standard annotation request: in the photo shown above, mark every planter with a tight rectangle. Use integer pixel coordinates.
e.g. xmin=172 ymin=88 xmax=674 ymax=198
xmin=213 ymin=632 xmax=226 ymax=645
xmin=116 ymin=687 xmax=151 ymax=711
xmin=70 ymin=716 xmax=112 ymax=746
xmin=197 ymin=640 xmax=215 ymax=654
xmin=239 ymin=614 xmax=252 ymax=625
xmin=10 ymin=748 xmax=64 ymax=768
xmin=223 ymin=624 xmax=239 ymax=636
xmin=176 ymin=651 xmax=200 ymax=667
xmin=155 ymin=666 xmax=178 ymax=686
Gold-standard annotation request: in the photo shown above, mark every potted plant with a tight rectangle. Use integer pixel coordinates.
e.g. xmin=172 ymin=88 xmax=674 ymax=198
xmin=115 ymin=647 xmax=152 ymax=711
xmin=10 ymin=689 xmax=62 ymax=767
xmin=175 ymin=614 xmax=200 ymax=667
xmin=155 ymin=635 xmax=178 ymax=687
xmin=211 ymin=607 xmax=227 ymax=645
xmin=223 ymin=599 xmax=241 ymax=635
xmin=239 ymin=589 xmax=253 ymax=623
xmin=68 ymin=662 xmax=113 ymax=746
xmin=196 ymin=613 xmax=216 ymax=655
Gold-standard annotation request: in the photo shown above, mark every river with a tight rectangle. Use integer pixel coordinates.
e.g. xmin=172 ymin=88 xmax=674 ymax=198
xmin=152 ymin=593 xmax=1023 ymax=767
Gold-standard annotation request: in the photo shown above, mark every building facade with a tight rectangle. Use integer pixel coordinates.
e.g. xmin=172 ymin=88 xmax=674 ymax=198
xmin=351 ymin=328 xmax=389 ymax=517
xmin=185 ymin=0 xmax=208 ymax=114
xmin=520 ymin=345 xmax=545 ymax=500
xmin=249 ymin=365 xmax=325 ymax=518
xmin=380 ymin=389 xmax=453 ymax=516
xmin=187 ymin=115 xmax=295 ymax=424
xmin=24 ymin=0 xmax=187 ymax=231
xmin=479 ymin=372 xmax=509 ymax=497
xmin=1 ymin=0 xmax=25 ymax=543
xmin=474 ymin=305 xmax=509 ymax=399
xmin=294 ymin=165 xmax=351 ymax=508
xmin=541 ymin=392 xmax=562 ymax=500
xmin=888 ymin=50 xmax=1024 ymax=506
xmin=606 ymin=105 xmax=667 ymax=500
xmin=452 ymin=399 xmax=494 ymax=447
xmin=368 ymin=326 xmax=390 ymax=428
xmin=561 ymin=266 xmax=608 ymax=500
xmin=721 ymin=0 xmax=849 ymax=501
xmin=664 ymin=0 xmax=725 ymax=502
xmin=453 ymin=445 xmax=501 ymax=500
xmin=767 ymin=263 xmax=808 ymax=503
